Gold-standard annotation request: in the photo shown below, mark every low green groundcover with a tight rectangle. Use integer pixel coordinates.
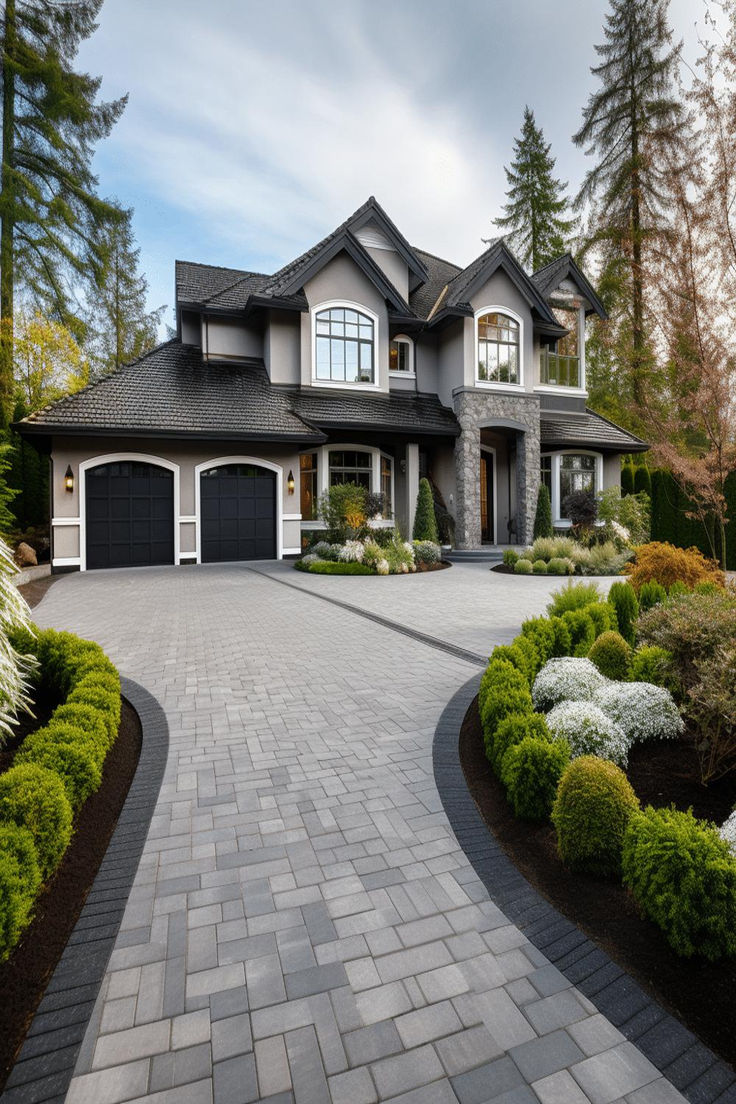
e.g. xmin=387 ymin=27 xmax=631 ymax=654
xmin=295 ymin=561 xmax=374 ymax=576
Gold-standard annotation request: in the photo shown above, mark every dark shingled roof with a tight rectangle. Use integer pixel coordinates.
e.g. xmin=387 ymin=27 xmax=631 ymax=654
xmin=541 ymin=409 xmax=648 ymax=452
xmin=408 ymin=249 xmax=462 ymax=319
xmin=175 ymin=261 xmax=268 ymax=306
xmin=18 ymin=340 xmax=459 ymax=441
xmin=531 ymin=254 xmax=608 ymax=319
xmin=20 ymin=342 xmax=323 ymax=441
xmin=292 ymin=387 xmax=459 ymax=437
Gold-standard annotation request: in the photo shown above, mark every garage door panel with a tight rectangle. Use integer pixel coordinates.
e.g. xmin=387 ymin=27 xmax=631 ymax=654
xmin=200 ymin=464 xmax=276 ymax=562
xmin=86 ymin=461 xmax=174 ymax=570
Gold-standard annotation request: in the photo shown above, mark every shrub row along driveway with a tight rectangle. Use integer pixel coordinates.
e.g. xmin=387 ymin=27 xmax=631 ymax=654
xmin=32 ymin=563 xmax=683 ymax=1104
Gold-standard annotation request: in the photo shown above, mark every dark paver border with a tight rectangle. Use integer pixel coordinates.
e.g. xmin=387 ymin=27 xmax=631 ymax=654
xmin=247 ymin=564 xmax=488 ymax=667
xmin=433 ymin=673 xmax=736 ymax=1104
xmin=1 ymin=677 xmax=169 ymax=1104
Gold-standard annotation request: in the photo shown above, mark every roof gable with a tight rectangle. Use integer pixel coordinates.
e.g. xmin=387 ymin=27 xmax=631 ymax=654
xmin=532 ymin=254 xmax=608 ymax=319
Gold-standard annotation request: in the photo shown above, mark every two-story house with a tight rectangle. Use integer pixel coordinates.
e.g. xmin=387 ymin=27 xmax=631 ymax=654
xmin=17 ymin=197 xmax=647 ymax=572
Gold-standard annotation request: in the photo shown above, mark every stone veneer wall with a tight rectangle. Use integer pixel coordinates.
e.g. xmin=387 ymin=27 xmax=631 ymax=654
xmin=453 ymin=390 xmax=541 ymax=548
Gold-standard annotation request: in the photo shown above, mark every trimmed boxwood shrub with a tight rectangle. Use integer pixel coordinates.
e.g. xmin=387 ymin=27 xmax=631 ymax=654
xmin=629 ymin=645 xmax=673 ymax=687
xmin=17 ymin=725 xmax=104 ymax=811
xmin=67 ymin=681 xmax=121 ymax=743
xmin=500 ymin=736 xmax=571 ymax=821
xmin=622 ymin=806 xmax=736 ymax=960
xmin=521 ymin=617 xmax=557 ymax=666
xmin=547 ymin=557 xmax=571 ymax=576
xmin=638 ymin=581 xmax=667 ymax=612
xmin=561 ymin=609 xmax=596 ymax=657
xmin=49 ymin=703 xmax=109 ymax=749
xmin=549 ymin=616 xmax=572 ymax=658
xmin=0 ymin=763 xmax=72 ymax=878
xmin=489 ymin=712 xmax=551 ymax=776
xmin=514 ymin=559 xmax=533 ymax=575
xmin=608 ymin=582 xmax=639 ymax=645
xmin=479 ymin=663 xmax=533 ymax=752
xmin=532 ymin=559 xmax=548 ymax=575
xmin=552 ymin=757 xmax=639 ymax=876
xmin=0 ymin=825 xmax=41 ymax=960
xmin=588 ymin=631 xmax=631 ymax=680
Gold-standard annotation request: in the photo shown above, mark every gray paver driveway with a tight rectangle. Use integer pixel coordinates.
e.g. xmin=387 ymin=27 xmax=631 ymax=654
xmin=30 ymin=563 xmax=684 ymax=1104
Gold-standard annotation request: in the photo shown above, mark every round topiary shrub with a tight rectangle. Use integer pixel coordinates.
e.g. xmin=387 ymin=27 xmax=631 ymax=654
xmin=514 ymin=559 xmax=533 ymax=575
xmin=547 ymin=558 xmax=570 ymax=576
xmin=546 ymin=701 xmax=629 ymax=767
xmin=68 ymin=682 xmax=120 ymax=743
xmin=17 ymin=732 xmax=103 ymax=812
xmin=629 ymin=646 xmax=673 ymax=687
xmin=532 ymin=657 xmax=607 ymax=712
xmin=0 ymin=824 xmax=41 ymax=960
xmin=622 ymin=806 xmax=736 ymax=960
xmin=593 ymin=681 xmax=684 ymax=744
xmin=0 ymin=763 xmax=72 ymax=878
xmin=503 ymin=549 xmax=519 ymax=567
xmin=500 ymin=736 xmax=571 ymax=821
xmin=552 ymin=756 xmax=640 ymax=876
xmin=490 ymin=712 xmax=551 ymax=776
xmin=588 ymin=631 xmax=631 ymax=680
xmin=532 ymin=560 xmax=548 ymax=575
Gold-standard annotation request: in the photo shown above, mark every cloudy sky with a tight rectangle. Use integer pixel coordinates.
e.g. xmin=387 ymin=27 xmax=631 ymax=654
xmin=78 ymin=0 xmax=704 ymax=328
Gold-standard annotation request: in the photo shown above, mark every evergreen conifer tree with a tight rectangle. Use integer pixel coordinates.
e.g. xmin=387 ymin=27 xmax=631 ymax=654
xmin=413 ymin=478 xmax=438 ymax=543
xmin=620 ymin=463 xmax=635 ymax=496
xmin=533 ymin=484 xmax=553 ymax=539
xmin=573 ymin=0 xmax=685 ymax=410
xmin=0 ymin=0 xmax=126 ymax=424
xmin=494 ymin=106 xmax=575 ymax=271
xmin=87 ymin=207 xmax=165 ymax=379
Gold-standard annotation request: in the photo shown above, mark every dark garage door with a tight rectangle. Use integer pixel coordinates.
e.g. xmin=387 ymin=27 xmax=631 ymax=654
xmin=86 ymin=461 xmax=175 ymax=570
xmin=200 ymin=464 xmax=276 ymax=562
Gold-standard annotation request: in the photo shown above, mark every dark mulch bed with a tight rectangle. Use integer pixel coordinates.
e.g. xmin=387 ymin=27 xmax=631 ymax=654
xmin=17 ymin=573 xmax=60 ymax=610
xmin=0 ymin=697 xmax=142 ymax=1090
xmin=459 ymin=695 xmax=736 ymax=1071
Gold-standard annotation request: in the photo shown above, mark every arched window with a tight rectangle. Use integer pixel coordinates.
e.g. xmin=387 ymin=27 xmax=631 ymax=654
xmin=477 ymin=311 xmax=520 ymax=384
xmin=315 ymin=306 xmax=374 ymax=384
xmin=389 ymin=335 xmax=414 ymax=375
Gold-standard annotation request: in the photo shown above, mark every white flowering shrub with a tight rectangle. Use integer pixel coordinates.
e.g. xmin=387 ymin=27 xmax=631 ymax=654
xmin=301 ymin=553 xmax=318 ymax=565
xmin=547 ymin=701 xmax=630 ymax=767
xmin=532 ymin=657 xmax=608 ymax=712
xmin=338 ymin=540 xmax=365 ymax=563
xmin=593 ymin=681 xmax=684 ymax=744
xmin=720 ymin=809 xmax=736 ymax=855
xmin=413 ymin=540 xmax=441 ymax=565
xmin=376 ymin=559 xmax=389 ymax=575
xmin=361 ymin=541 xmax=384 ymax=569
xmin=310 ymin=541 xmax=332 ymax=559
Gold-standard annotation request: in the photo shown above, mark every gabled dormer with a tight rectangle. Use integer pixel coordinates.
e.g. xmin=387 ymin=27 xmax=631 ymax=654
xmin=531 ymin=254 xmax=608 ymax=394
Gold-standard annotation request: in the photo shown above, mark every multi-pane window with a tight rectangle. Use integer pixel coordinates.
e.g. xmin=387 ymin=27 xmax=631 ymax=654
xmin=560 ymin=454 xmax=596 ymax=504
xmin=328 ymin=450 xmax=372 ymax=489
xmin=477 ymin=312 xmax=520 ymax=384
xmin=299 ymin=452 xmax=317 ymax=521
xmin=389 ymin=338 xmax=411 ymax=373
xmin=315 ymin=307 xmax=374 ymax=383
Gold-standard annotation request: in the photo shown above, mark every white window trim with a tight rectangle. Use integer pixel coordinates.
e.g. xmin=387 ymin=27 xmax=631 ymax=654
xmin=311 ymin=299 xmax=380 ymax=391
xmin=298 ymin=444 xmax=394 ymax=527
xmin=389 ymin=334 xmax=415 ymax=378
xmin=194 ymin=456 xmax=284 ymax=563
xmin=76 ymin=453 xmax=181 ymax=572
xmin=542 ymin=449 xmax=603 ymax=525
xmin=474 ymin=305 xmax=525 ymax=390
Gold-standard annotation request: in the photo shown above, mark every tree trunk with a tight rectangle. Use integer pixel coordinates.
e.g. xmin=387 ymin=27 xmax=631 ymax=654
xmin=0 ymin=0 xmax=16 ymax=429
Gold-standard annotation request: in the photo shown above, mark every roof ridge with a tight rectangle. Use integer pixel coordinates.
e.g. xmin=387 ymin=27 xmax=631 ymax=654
xmin=175 ymin=259 xmax=265 ymax=277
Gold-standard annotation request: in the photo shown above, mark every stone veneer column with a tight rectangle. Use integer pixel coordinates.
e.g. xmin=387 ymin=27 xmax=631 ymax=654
xmin=453 ymin=390 xmax=541 ymax=548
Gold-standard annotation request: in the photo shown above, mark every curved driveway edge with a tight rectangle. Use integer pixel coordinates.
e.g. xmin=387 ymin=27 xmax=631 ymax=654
xmin=2 ymin=678 xmax=170 ymax=1104
xmin=432 ymin=675 xmax=736 ymax=1104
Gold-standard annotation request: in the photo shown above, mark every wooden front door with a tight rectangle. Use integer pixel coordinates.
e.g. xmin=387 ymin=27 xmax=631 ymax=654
xmin=480 ymin=453 xmax=494 ymax=543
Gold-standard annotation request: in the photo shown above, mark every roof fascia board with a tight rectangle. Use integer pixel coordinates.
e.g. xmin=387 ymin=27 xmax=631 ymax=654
xmin=348 ymin=201 xmax=429 ymax=286
xmin=14 ymin=423 xmax=327 ymax=444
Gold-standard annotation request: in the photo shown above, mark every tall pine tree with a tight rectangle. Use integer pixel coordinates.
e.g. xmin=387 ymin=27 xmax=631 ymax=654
xmin=87 ymin=207 xmax=165 ymax=379
xmin=573 ymin=0 xmax=685 ymax=410
xmin=0 ymin=0 xmax=126 ymax=425
xmin=493 ymin=106 xmax=575 ymax=271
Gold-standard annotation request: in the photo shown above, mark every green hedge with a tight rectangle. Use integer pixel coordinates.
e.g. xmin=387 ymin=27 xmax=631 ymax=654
xmin=650 ymin=468 xmax=736 ymax=570
xmin=295 ymin=561 xmax=374 ymax=575
xmin=0 ymin=627 xmax=121 ymax=959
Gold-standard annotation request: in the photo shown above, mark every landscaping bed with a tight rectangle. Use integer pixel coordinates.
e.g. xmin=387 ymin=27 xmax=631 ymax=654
xmin=459 ymin=693 xmax=736 ymax=1069
xmin=0 ymin=696 xmax=141 ymax=1090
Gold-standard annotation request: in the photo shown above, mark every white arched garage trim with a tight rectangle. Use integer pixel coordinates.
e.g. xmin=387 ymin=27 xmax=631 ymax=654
xmin=194 ymin=456 xmax=283 ymax=563
xmin=79 ymin=453 xmax=181 ymax=572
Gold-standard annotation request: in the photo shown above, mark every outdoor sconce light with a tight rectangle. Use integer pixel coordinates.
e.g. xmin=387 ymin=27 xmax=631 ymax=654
xmin=287 ymin=470 xmax=295 ymax=495
xmin=64 ymin=465 xmax=74 ymax=493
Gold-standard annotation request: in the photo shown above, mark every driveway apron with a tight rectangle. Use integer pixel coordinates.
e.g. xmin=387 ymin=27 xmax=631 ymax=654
xmin=29 ymin=564 xmax=684 ymax=1104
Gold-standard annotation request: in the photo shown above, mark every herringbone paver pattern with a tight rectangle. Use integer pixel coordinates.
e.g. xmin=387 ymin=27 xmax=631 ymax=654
xmin=30 ymin=563 xmax=684 ymax=1104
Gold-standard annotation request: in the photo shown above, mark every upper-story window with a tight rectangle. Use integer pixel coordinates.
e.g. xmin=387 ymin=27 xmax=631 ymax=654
xmin=477 ymin=311 xmax=520 ymax=385
xmin=315 ymin=306 xmax=374 ymax=384
xmin=389 ymin=335 xmax=414 ymax=375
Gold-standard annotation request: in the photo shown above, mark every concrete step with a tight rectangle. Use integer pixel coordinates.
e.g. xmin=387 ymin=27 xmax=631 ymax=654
xmin=446 ymin=548 xmax=504 ymax=564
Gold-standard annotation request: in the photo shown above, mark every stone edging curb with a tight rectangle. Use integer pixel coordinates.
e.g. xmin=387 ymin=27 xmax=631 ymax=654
xmin=1 ymin=677 xmax=170 ymax=1104
xmin=432 ymin=673 xmax=736 ymax=1104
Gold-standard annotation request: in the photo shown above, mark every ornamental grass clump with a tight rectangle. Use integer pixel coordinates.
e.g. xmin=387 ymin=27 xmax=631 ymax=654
xmin=547 ymin=557 xmax=574 ymax=576
xmin=552 ymin=757 xmax=640 ymax=876
xmin=500 ymin=736 xmax=571 ymax=821
xmin=593 ymin=682 xmax=684 ymax=745
xmin=622 ymin=806 xmax=736 ymax=960
xmin=532 ymin=657 xmax=607 ymax=712
xmin=587 ymin=631 xmax=631 ymax=680
xmin=532 ymin=559 xmax=547 ymax=575
xmin=546 ymin=701 xmax=629 ymax=767
xmin=546 ymin=581 xmax=602 ymax=616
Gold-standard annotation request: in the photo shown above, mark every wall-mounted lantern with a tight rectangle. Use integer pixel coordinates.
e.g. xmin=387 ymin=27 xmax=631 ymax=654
xmin=287 ymin=470 xmax=295 ymax=495
xmin=64 ymin=465 xmax=74 ymax=493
